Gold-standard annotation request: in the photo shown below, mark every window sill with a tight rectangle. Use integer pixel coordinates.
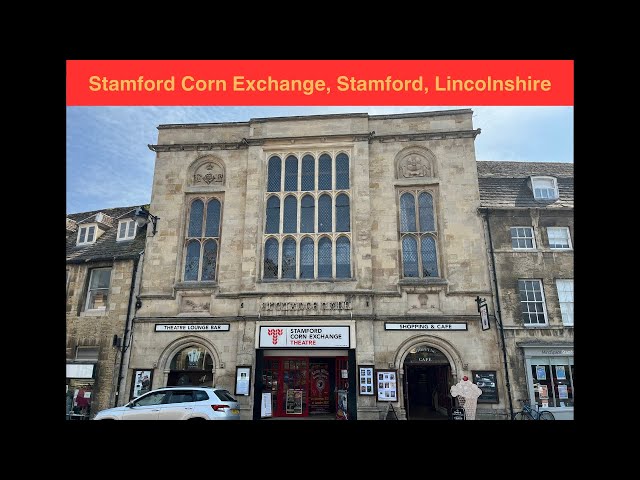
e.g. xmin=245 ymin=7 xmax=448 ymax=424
xmin=260 ymin=278 xmax=356 ymax=283
xmin=174 ymin=281 xmax=218 ymax=291
xmin=80 ymin=310 xmax=108 ymax=317
xmin=398 ymin=278 xmax=448 ymax=286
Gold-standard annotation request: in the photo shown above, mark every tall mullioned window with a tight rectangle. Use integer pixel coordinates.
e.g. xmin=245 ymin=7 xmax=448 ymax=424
xmin=399 ymin=190 xmax=439 ymax=278
xmin=263 ymin=152 xmax=352 ymax=280
xmin=184 ymin=197 xmax=222 ymax=281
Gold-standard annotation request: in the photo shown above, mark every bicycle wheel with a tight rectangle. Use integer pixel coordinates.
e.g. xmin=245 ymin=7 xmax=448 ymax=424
xmin=539 ymin=411 xmax=555 ymax=420
xmin=514 ymin=411 xmax=534 ymax=420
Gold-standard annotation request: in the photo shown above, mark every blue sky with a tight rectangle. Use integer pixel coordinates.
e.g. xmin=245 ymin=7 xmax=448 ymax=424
xmin=66 ymin=106 xmax=573 ymax=214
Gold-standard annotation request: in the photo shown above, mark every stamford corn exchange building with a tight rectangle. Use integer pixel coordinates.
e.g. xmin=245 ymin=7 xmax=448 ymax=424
xmin=128 ymin=109 xmax=505 ymax=420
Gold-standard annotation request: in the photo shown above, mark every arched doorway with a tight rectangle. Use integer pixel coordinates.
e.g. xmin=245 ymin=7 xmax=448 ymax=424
xmin=403 ymin=345 xmax=451 ymax=420
xmin=167 ymin=346 xmax=214 ymax=387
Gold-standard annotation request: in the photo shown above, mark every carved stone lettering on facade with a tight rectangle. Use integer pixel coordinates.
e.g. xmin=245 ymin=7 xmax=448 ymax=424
xmin=259 ymin=300 xmax=353 ymax=314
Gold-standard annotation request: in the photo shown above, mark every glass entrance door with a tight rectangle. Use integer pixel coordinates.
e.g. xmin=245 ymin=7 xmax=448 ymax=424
xmin=280 ymin=358 xmax=308 ymax=417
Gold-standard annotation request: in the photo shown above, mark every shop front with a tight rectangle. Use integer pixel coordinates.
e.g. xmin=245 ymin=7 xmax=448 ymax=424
xmin=520 ymin=343 xmax=574 ymax=420
xmin=66 ymin=363 xmax=96 ymax=420
xmin=253 ymin=324 xmax=356 ymax=420
xmin=403 ymin=345 xmax=452 ymax=420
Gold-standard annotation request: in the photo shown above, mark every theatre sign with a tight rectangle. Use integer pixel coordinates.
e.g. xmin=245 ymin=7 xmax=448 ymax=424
xmin=259 ymin=326 xmax=350 ymax=348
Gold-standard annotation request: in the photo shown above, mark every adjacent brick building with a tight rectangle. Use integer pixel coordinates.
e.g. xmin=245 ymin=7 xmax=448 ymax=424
xmin=66 ymin=206 xmax=146 ymax=419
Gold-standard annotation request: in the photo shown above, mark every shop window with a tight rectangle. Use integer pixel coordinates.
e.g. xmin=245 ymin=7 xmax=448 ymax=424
xmin=531 ymin=362 xmax=574 ymax=408
xmin=262 ymin=151 xmax=352 ymax=280
xmin=84 ymin=267 xmax=111 ymax=311
xmin=183 ymin=197 xmax=222 ymax=281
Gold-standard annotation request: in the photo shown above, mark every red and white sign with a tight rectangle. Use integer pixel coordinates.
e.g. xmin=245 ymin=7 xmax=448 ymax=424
xmin=259 ymin=326 xmax=350 ymax=348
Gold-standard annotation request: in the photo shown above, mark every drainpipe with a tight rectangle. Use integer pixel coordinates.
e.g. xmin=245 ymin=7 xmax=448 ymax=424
xmin=115 ymin=250 xmax=144 ymax=406
xmin=479 ymin=208 xmax=514 ymax=420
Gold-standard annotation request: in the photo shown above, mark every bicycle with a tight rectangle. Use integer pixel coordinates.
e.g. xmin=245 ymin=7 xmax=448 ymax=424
xmin=513 ymin=399 xmax=555 ymax=420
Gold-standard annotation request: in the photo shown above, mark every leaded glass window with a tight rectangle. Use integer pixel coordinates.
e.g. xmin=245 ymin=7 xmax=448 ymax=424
xmin=268 ymin=156 xmax=282 ymax=192
xmin=318 ymin=237 xmax=332 ymax=278
xmin=264 ymin=238 xmax=279 ymax=279
xmin=283 ymin=196 xmax=297 ymax=233
xmin=184 ymin=197 xmax=222 ymax=281
xmin=336 ymin=236 xmax=351 ymax=278
xmin=399 ymin=190 xmax=439 ymax=278
xmin=300 ymin=195 xmax=314 ymax=233
xmin=336 ymin=153 xmax=349 ymax=189
xmin=335 ymin=194 xmax=350 ymax=232
xmin=263 ymin=151 xmax=352 ymax=280
xmin=300 ymin=237 xmax=314 ymax=279
xmin=285 ymin=155 xmax=298 ymax=191
xmin=282 ymin=238 xmax=296 ymax=279
xmin=301 ymin=155 xmax=314 ymax=191
xmin=266 ymin=196 xmax=280 ymax=234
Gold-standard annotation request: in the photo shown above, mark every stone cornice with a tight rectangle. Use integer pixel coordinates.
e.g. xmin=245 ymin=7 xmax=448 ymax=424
xmin=147 ymin=129 xmax=481 ymax=152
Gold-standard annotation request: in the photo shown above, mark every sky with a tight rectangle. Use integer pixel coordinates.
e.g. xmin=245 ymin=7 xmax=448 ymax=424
xmin=66 ymin=106 xmax=573 ymax=214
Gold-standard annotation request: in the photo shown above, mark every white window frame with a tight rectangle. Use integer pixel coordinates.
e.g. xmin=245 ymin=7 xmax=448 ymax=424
xmin=531 ymin=176 xmax=559 ymax=200
xmin=510 ymin=226 xmax=536 ymax=250
xmin=84 ymin=267 xmax=112 ymax=311
xmin=76 ymin=223 xmax=98 ymax=246
xmin=547 ymin=227 xmax=572 ymax=250
xmin=556 ymin=279 xmax=574 ymax=326
xmin=117 ymin=219 xmax=137 ymax=241
xmin=518 ymin=279 xmax=549 ymax=326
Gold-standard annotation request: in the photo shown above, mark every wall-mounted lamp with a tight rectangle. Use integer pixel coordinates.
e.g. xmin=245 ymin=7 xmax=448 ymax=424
xmin=133 ymin=207 xmax=159 ymax=236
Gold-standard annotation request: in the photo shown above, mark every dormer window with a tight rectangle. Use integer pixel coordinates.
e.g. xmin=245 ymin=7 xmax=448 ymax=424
xmin=531 ymin=176 xmax=558 ymax=200
xmin=117 ymin=219 xmax=137 ymax=241
xmin=77 ymin=224 xmax=97 ymax=246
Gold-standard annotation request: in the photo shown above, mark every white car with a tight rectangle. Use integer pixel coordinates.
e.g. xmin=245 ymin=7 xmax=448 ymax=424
xmin=93 ymin=386 xmax=240 ymax=420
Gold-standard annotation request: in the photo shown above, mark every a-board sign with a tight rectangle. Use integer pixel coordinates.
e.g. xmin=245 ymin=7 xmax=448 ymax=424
xmin=451 ymin=407 xmax=465 ymax=420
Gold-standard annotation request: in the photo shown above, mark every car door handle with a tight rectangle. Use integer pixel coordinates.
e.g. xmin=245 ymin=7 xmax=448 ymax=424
xmin=152 ymin=409 xmax=160 ymax=412
xmin=184 ymin=407 xmax=192 ymax=410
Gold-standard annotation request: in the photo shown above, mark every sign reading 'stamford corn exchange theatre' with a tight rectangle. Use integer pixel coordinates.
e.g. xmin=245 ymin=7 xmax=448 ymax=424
xmin=259 ymin=326 xmax=350 ymax=348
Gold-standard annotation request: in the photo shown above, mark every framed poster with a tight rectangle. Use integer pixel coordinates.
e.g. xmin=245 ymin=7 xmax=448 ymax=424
xmin=130 ymin=369 xmax=153 ymax=400
xmin=358 ymin=365 xmax=375 ymax=396
xmin=235 ymin=366 xmax=251 ymax=396
xmin=261 ymin=392 xmax=272 ymax=418
xmin=472 ymin=370 xmax=499 ymax=404
xmin=555 ymin=365 xmax=566 ymax=380
xmin=286 ymin=389 xmax=303 ymax=414
xmin=536 ymin=366 xmax=547 ymax=380
xmin=376 ymin=369 xmax=397 ymax=401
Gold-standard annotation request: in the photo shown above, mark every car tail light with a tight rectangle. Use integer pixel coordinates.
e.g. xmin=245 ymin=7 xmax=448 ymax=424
xmin=211 ymin=404 xmax=229 ymax=411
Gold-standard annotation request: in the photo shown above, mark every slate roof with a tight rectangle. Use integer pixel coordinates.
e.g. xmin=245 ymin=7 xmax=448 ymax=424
xmin=66 ymin=206 xmax=146 ymax=263
xmin=477 ymin=161 xmax=573 ymax=209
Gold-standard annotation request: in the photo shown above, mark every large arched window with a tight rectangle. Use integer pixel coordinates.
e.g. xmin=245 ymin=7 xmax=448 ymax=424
xmin=285 ymin=155 xmax=298 ymax=191
xmin=264 ymin=238 xmax=279 ymax=279
xmin=399 ymin=190 xmax=439 ymax=278
xmin=267 ymin=156 xmax=282 ymax=192
xmin=184 ymin=197 xmax=222 ymax=281
xmin=263 ymin=151 xmax=353 ymax=280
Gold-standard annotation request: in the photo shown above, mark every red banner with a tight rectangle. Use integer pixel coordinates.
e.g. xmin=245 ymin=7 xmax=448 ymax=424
xmin=66 ymin=60 xmax=573 ymax=106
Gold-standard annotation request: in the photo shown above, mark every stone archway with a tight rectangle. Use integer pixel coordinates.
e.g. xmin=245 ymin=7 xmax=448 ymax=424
xmin=391 ymin=335 xmax=464 ymax=420
xmin=156 ymin=336 xmax=222 ymax=388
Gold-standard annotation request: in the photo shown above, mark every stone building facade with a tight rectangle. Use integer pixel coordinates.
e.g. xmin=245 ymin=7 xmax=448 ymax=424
xmin=478 ymin=161 xmax=574 ymax=419
xmin=66 ymin=206 xmax=146 ymax=419
xmin=128 ymin=110 xmax=510 ymax=420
